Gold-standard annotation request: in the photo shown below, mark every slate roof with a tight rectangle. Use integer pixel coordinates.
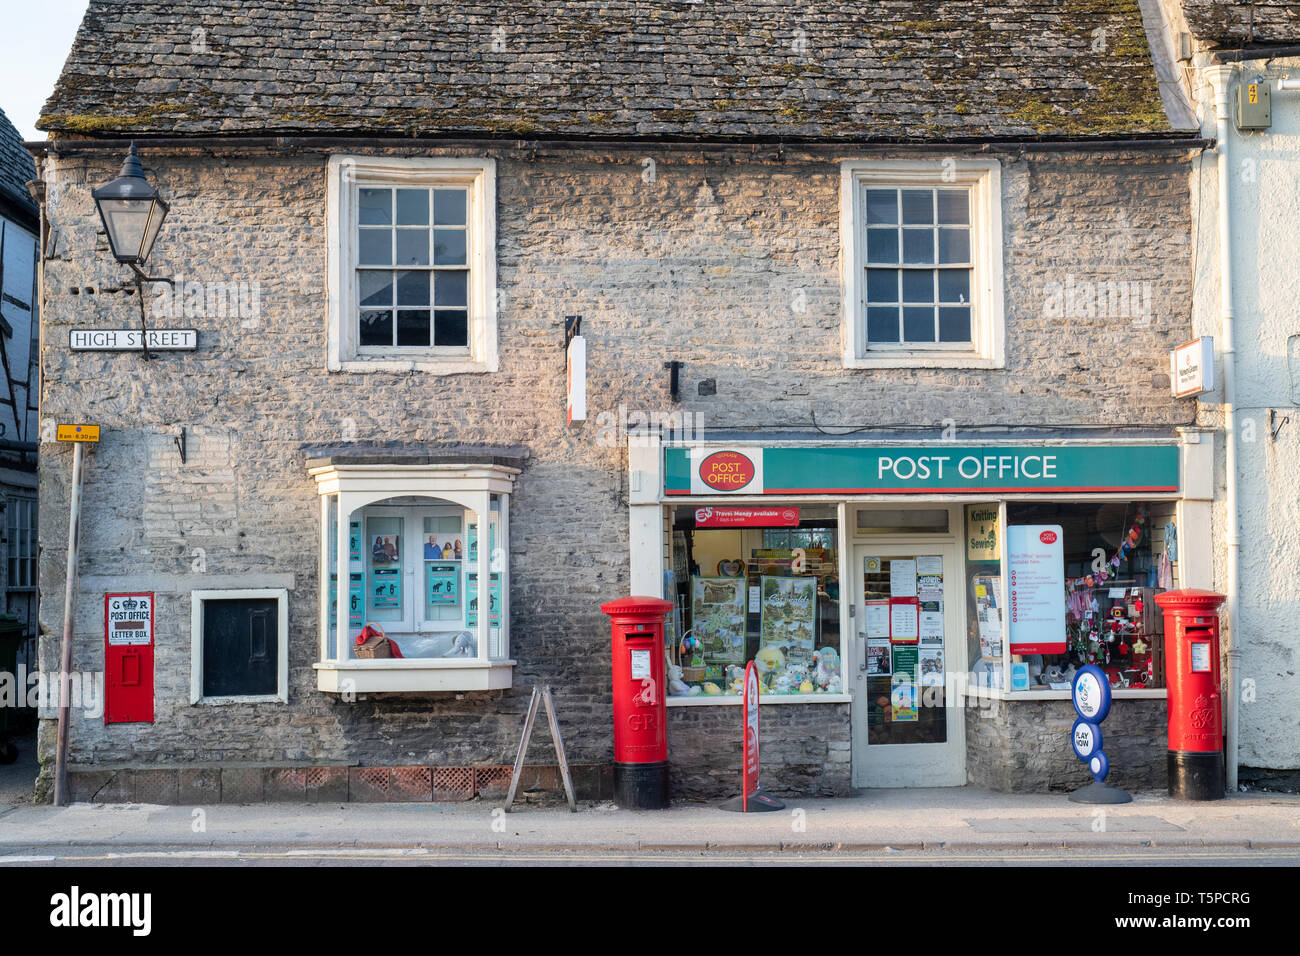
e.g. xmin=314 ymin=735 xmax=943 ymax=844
xmin=1181 ymin=1 xmax=1300 ymax=47
xmin=0 ymin=107 xmax=38 ymax=226
xmin=40 ymin=0 xmax=1180 ymax=142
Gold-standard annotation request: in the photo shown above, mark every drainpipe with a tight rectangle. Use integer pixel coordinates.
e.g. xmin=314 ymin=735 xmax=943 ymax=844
xmin=1205 ymin=65 xmax=1240 ymax=793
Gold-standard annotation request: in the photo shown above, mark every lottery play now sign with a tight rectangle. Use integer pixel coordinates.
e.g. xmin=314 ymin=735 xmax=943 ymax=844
xmin=665 ymin=444 xmax=1179 ymax=495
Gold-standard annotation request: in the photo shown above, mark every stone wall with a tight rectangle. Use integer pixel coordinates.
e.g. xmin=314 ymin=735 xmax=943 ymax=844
xmin=965 ymin=697 xmax=1169 ymax=793
xmin=667 ymin=703 xmax=851 ymax=800
xmin=35 ymin=142 xmax=1193 ymax=792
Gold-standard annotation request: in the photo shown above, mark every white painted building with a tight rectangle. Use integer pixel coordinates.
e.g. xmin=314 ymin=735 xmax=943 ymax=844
xmin=1157 ymin=1 xmax=1300 ymax=785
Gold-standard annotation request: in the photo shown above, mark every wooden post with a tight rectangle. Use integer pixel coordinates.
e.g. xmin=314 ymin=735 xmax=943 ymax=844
xmin=53 ymin=441 xmax=85 ymax=806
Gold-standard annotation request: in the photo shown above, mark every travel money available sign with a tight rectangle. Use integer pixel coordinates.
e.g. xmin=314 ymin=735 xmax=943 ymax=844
xmin=665 ymin=444 xmax=1179 ymax=496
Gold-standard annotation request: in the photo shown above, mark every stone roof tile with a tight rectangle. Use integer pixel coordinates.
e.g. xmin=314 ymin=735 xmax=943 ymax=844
xmin=41 ymin=0 xmax=1177 ymax=141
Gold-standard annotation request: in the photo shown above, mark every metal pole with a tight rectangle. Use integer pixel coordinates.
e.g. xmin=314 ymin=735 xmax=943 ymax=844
xmin=53 ymin=440 xmax=85 ymax=806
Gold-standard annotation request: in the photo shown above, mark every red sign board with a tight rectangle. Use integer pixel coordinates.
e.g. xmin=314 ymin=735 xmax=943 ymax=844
xmin=698 ymin=451 xmax=757 ymax=492
xmin=742 ymin=661 xmax=760 ymax=809
xmin=104 ymin=593 xmax=155 ymax=724
xmin=695 ymin=506 xmax=799 ymax=528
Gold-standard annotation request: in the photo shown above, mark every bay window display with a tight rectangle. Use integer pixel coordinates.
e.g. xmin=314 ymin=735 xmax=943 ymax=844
xmin=1004 ymin=501 xmax=1176 ymax=692
xmin=668 ymin=505 xmax=843 ymax=698
xmin=310 ymin=450 xmax=519 ymax=693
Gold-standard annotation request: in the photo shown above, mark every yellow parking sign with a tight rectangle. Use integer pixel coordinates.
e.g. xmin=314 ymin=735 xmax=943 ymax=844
xmin=56 ymin=424 xmax=100 ymax=442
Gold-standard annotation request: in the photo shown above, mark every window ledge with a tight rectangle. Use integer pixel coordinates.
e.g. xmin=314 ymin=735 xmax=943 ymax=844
xmin=329 ymin=357 xmax=496 ymax=375
xmin=195 ymin=694 xmax=287 ymax=706
xmin=961 ymin=687 xmax=1167 ymax=702
xmin=844 ymin=354 xmax=1004 ymax=370
xmin=315 ymin=659 xmax=514 ymax=693
xmin=667 ymin=693 xmax=852 ymax=707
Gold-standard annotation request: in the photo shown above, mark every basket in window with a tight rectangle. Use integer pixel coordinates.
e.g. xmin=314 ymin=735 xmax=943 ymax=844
xmin=677 ymin=630 xmax=706 ymax=684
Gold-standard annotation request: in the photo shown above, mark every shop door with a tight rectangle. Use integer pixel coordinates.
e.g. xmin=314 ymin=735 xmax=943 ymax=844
xmin=850 ymin=542 xmax=965 ymax=787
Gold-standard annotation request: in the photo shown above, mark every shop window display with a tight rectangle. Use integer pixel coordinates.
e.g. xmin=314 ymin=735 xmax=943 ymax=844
xmin=669 ymin=506 xmax=842 ymax=698
xmin=328 ymin=496 xmax=501 ymax=659
xmin=1004 ymin=501 xmax=1175 ymax=691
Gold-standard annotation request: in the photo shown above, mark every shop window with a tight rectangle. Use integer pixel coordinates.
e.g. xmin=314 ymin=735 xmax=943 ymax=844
xmin=1000 ymin=501 xmax=1176 ymax=692
xmin=190 ymin=589 xmax=289 ymax=704
xmin=841 ymin=160 xmax=1004 ymax=369
xmin=668 ymin=505 xmax=843 ymax=699
xmin=310 ymin=450 xmax=519 ymax=694
xmin=326 ymin=155 xmax=497 ymax=374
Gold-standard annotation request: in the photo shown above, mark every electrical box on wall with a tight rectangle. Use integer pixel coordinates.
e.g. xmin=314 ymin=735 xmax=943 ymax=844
xmin=1237 ymin=79 xmax=1271 ymax=130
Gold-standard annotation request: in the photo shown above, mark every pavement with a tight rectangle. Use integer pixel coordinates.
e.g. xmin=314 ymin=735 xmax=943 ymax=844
xmin=1 ymin=785 xmax=1298 ymax=859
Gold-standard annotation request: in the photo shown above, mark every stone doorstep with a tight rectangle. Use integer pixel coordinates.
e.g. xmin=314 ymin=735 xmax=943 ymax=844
xmin=65 ymin=764 xmax=612 ymax=805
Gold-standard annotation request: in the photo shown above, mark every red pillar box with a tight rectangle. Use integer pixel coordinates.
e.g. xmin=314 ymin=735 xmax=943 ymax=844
xmin=600 ymin=595 xmax=673 ymax=809
xmin=1153 ymin=589 xmax=1226 ymax=800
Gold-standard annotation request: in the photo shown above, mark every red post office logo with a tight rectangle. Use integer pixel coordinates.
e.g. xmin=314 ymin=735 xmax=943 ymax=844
xmin=1039 ymin=530 xmax=1058 ymax=544
xmin=698 ymin=451 xmax=756 ymax=492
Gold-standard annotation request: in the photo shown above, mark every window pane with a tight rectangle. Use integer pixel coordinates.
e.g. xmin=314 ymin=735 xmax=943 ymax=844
xmin=938 ymin=227 xmax=971 ymax=264
xmin=358 ymin=228 xmax=391 ymax=266
xmin=866 ymin=228 xmax=898 ymax=264
xmin=396 ymin=188 xmax=429 ymax=225
xmin=396 ymin=229 xmax=430 ymax=266
xmin=359 ymin=309 xmax=393 ymax=346
xmin=903 ymin=306 xmax=936 ymax=342
xmin=359 ymin=188 xmax=391 ymax=225
xmin=433 ymin=229 xmax=467 ymax=265
xmin=866 ymin=268 xmax=898 ymax=302
xmin=865 ymin=189 xmax=897 ymax=225
xmin=937 ymin=269 xmax=970 ymax=303
xmin=900 ymin=189 xmax=934 ymax=225
xmin=901 ymin=270 xmax=934 ymax=303
xmin=937 ymin=189 xmax=970 ymax=225
xmin=939 ymin=306 xmax=972 ymax=342
xmin=902 ymin=229 xmax=935 ymax=264
xmin=434 ymin=189 xmax=467 ymax=225
xmin=396 ymin=270 xmax=430 ymax=306
xmin=435 ymin=310 xmax=469 ymax=347
xmin=397 ymin=310 xmax=431 ymax=346
xmin=359 ymin=271 xmax=393 ymax=307
xmin=866 ymin=306 xmax=900 ymax=343
xmin=434 ymin=270 xmax=468 ymax=307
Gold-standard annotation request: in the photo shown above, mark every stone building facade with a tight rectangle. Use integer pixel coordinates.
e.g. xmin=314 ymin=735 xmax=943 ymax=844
xmin=30 ymin=1 xmax=1217 ymax=801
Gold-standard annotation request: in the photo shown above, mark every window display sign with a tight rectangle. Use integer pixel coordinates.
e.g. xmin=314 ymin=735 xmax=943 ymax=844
xmin=348 ymin=572 xmax=365 ymax=630
xmin=426 ymin=563 xmax=459 ymax=605
xmin=1007 ymin=525 xmax=1067 ymax=655
xmin=759 ymin=576 xmax=817 ymax=664
xmin=692 ymin=576 xmax=747 ymax=664
xmin=466 ymin=572 xmax=502 ymax=627
xmin=348 ymin=521 xmax=362 ymax=562
xmin=694 ymin=506 xmax=799 ymax=528
xmin=372 ymin=567 xmax=402 ymax=608
xmin=891 ymin=645 xmax=919 ymax=722
xmin=965 ymin=504 xmax=999 ymax=561
xmin=889 ymin=598 xmax=919 ymax=643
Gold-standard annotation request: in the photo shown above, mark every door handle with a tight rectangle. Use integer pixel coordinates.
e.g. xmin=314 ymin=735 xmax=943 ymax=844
xmin=859 ymin=632 xmax=868 ymax=671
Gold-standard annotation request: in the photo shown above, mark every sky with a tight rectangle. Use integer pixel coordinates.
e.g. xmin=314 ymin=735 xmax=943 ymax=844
xmin=0 ymin=0 xmax=90 ymax=140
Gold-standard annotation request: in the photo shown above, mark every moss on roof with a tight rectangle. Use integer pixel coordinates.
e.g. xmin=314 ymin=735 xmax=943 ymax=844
xmin=39 ymin=0 xmax=1179 ymax=141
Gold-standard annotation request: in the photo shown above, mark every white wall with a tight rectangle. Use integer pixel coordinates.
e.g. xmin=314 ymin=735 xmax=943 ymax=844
xmin=1190 ymin=60 xmax=1300 ymax=770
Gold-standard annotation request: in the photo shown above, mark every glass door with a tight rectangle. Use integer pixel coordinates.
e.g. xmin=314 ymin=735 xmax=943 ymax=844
xmin=850 ymin=541 xmax=965 ymax=787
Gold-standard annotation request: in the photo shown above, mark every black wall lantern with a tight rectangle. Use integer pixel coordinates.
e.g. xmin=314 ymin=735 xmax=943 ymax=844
xmin=91 ymin=142 xmax=172 ymax=359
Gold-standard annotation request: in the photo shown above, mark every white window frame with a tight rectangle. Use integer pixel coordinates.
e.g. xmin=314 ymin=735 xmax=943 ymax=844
xmin=840 ymin=159 xmax=1005 ymax=369
xmin=190 ymin=588 xmax=290 ymax=705
xmin=326 ymin=155 xmax=498 ymax=374
xmin=311 ymin=461 xmax=517 ymax=694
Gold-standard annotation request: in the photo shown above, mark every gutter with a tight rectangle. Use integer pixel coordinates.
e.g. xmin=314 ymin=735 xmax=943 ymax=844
xmin=1211 ymin=44 xmax=1300 ymax=63
xmin=1205 ymin=66 xmax=1241 ymax=793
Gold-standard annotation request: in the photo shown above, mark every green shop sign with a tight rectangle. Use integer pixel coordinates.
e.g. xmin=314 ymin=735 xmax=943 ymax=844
xmin=664 ymin=444 xmax=1179 ymax=496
